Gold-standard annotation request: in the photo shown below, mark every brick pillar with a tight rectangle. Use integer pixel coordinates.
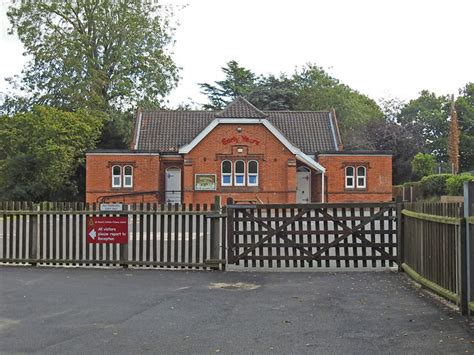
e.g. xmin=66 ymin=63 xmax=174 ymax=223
xmin=287 ymin=159 xmax=297 ymax=203
xmin=183 ymin=158 xmax=194 ymax=204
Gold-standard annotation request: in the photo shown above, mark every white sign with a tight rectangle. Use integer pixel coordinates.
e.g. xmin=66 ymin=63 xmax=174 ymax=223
xmin=100 ymin=203 xmax=123 ymax=211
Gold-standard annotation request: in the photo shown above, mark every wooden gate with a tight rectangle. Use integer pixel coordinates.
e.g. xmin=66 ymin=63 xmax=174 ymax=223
xmin=226 ymin=200 xmax=399 ymax=268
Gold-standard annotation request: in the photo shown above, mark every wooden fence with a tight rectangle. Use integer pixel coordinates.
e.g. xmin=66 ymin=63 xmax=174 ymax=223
xmin=0 ymin=200 xmax=225 ymax=270
xmin=399 ymin=181 xmax=474 ymax=315
xmin=227 ymin=200 xmax=398 ymax=269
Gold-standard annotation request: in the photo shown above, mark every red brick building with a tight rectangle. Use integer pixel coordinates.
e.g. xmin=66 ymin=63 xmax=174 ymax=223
xmin=86 ymin=97 xmax=392 ymax=204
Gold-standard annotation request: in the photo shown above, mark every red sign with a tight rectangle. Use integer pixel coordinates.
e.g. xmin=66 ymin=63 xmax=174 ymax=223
xmin=86 ymin=216 xmax=128 ymax=244
xmin=221 ymin=135 xmax=260 ymax=146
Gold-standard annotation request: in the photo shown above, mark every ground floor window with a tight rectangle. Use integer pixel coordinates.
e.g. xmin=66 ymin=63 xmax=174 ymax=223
xmin=221 ymin=160 xmax=259 ymax=187
xmin=345 ymin=165 xmax=366 ymax=189
xmin=112 ymin=164 xmax=133 ymax=188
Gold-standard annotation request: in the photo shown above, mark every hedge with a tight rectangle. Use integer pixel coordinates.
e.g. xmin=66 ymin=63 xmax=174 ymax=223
xmin=446 ymin=173 xmax=474 ymax=196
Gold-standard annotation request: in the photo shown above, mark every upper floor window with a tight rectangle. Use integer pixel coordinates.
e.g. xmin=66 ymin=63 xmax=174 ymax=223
xmin=221 ymin=160 xmax=232 ymax=186
xmin=247 ymin=161 xmax=259 ymax=186
xmin=112 ymin=164 xmax=133 ymax=188
xmin=345 ymin=165 xmax=366 ymax=189
xmin=234 ymin=160 xmax=245 ymax=186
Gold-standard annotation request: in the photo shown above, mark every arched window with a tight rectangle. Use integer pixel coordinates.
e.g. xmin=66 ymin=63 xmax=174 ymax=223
xmin=221 ymin=160 xmax=232 ymax=186
xmin=123 ymin=165 xmax=133 ymax=188
xmin=235 ymin=160 xmax=245 ymax=186
xmin=357 ymin=166 xmax=366 ymax=188
xmin=112 ymin=165 xmax=122 ymax=188
xmin=247 ymin=160 xmax=259 ymax=186
xmin=345 ymin=166 xmax=354 ymax=188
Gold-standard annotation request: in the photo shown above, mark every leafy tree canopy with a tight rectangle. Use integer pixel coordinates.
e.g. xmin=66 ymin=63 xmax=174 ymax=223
xmin=3 ymin=0 xmax=179 ymax=114
xmin=411 ymin=153 xmax=436 ymax=180
xmin=0 ymin=106 xmax=102 ymax=201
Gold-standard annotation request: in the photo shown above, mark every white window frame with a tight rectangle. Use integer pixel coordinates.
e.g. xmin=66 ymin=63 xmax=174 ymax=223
xmin=345 ymin=166 xmax=355 ymax=189
xmin=221 ymin=160 xmax=232 ymax=186
xmin=234 ymin=160 xmax=245 ymax=186
xmin=123 ymin=165 xmax=133 ymax=188
xmin=112 ymin=165 xmax=122 ymax=188
xmin=247 ymin=160 xmax=259 ymax=186
xmin=356 ymin=166 xmax=366 ymax=189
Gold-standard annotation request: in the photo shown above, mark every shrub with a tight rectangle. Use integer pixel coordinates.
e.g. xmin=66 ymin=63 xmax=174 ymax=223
xmin=419 ymin=174 xmax=453 ymax=197
xmin=411 ymin=153 xmax=436 ymax=180
xmin=446 ymin=173 xmax=474 ymax=196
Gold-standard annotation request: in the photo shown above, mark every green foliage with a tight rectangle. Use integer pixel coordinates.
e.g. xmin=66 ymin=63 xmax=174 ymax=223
xmin=411 ymin=153 xmax=436 ymax=179
xmin=419 ymin=174 xmax=453 ymax=198
xmin=199 ymin=60 xmax=257 ymax=110
xmin=455 ymin=83 xmax=474 ymax=171
xmin=4 ymin=0 xmax=179 ymax=113
xmin=292 ymin=64 xmax=383 ymax=137
xmin=398 ymin=91 xmax=450 ymax=160
xmin=0 ymin=106 xmax=102 ymax=201
xmin=446 ymin=173 xmax=474 ymax=196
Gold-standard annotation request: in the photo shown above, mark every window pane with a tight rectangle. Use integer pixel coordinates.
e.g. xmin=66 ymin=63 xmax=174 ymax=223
xmin=235 ymin=161 xmax=245 ymax=173
xmin=124 ymin=166 xmax=132 ymax=175
xmin=346 ymin=177 xmax=354 ymax=186
xmin=236 ymin=175 xmax=244 ymax=184
xmin=357 ymin=167 xmax=365 ymax=176
xmin=113 ymin=166 xmax=121 ymax=175
xmin=346 ymin=167 xmax=354 ymax=176
xmin=113 ymin=176 xmax=121 ymax=186
xmin=124 ymin=176 xmax=132 ymax=186
xmin=222 ymin=161 xmax=231 ymax=173
xmin=249 ymin=175 xmax=257 ymax=184
xmin=223 ymin=175 xmax=231 ymax=184
xmin=248 ymin=161 xmax=258 ymax=173
xmin=358 ymin=177 xmax=365 ymax=186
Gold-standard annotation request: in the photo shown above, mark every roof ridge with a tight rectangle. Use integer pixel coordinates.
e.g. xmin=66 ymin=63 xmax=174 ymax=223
xmin=215 ymin=96 xmax=267 ymax=118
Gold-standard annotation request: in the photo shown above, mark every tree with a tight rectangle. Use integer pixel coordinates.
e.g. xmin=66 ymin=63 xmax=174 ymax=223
xmin=199 ymin=60 xmax=257 ymax=110
xmin=411 ymin=153 xmax=436 ymax=180
xmin=448 ymin=98 xmax=460 ymax=174
xmin=4 ymin=0 xmax=179 ymax=113
xmin=398 ymin=91 xmax=450 ymax=161
xmin=454 ymin=83 xmax=474 ymax=172
xmin=0 ymin=106 xmax=102 ymax=201
xmin=247 ymin=74 xmax=297 ymax=110
xmin=292 ymin=64 xmax=383 ymax=139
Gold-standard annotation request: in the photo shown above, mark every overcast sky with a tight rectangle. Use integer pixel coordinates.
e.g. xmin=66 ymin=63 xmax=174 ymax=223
xmin=1 ymin=0 xmax=473 ymax=108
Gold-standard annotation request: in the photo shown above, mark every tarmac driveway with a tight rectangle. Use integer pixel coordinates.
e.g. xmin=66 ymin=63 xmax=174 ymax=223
xmin=0 ymin=267 xmax=472 ymax=354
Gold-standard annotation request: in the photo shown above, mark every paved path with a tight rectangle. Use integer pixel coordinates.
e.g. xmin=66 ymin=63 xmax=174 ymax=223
xmin=0 ymin=267 xmax=472 ymax=354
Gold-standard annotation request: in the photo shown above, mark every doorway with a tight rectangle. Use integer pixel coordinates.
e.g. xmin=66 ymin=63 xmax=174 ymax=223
xmin=296 ymin=167 xmax=311 ymax=203
xmin=165 ymin=167 xmax=182 ymax=204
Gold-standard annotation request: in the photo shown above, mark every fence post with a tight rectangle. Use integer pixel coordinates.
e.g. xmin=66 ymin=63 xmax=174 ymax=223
xmin=29 ymin=203 xmax=39 ymax=266
xmin=396 ymin=196 xmax=404 ymax=272
xmin=120 ymin=204 xmax=129 ymax=268
xmin=208 ymin=195 xmax=222 ymax=270
xmin=463 ymin=181 xmax=474 ymax=315
xmin=226 ymin=197 xmax=235 ymax=264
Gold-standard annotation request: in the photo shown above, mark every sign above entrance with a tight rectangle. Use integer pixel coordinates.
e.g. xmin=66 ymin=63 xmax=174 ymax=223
xmin=222 ymin=135 xmax=260 ymax=146
xmin=86 ymin=216 xmax=128 ymax=244
xmin=100 ymin=203 xmax=123 ymax=211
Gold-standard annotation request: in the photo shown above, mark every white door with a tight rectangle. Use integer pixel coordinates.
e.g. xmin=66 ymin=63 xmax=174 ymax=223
xmin=296 ymin=169 xmax=311 ymax=203
xmin=165 ymin=167 xmax=181 ymax=204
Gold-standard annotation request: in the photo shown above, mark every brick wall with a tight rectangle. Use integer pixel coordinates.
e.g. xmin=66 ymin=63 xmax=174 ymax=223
xmin=183 ymin=123 xmax=297 ymax=205
xmin=317 ymin=154 xmax=392 ymax=202
xmin=86 ymin=153 xmax=161 ymax=203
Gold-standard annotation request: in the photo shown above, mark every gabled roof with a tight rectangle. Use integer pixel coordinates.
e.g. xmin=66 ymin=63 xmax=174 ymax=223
xmin=215 ymin=96 xmax=267 ymax=118
xmin=134 ymin=98 xmax=342 ymax=153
